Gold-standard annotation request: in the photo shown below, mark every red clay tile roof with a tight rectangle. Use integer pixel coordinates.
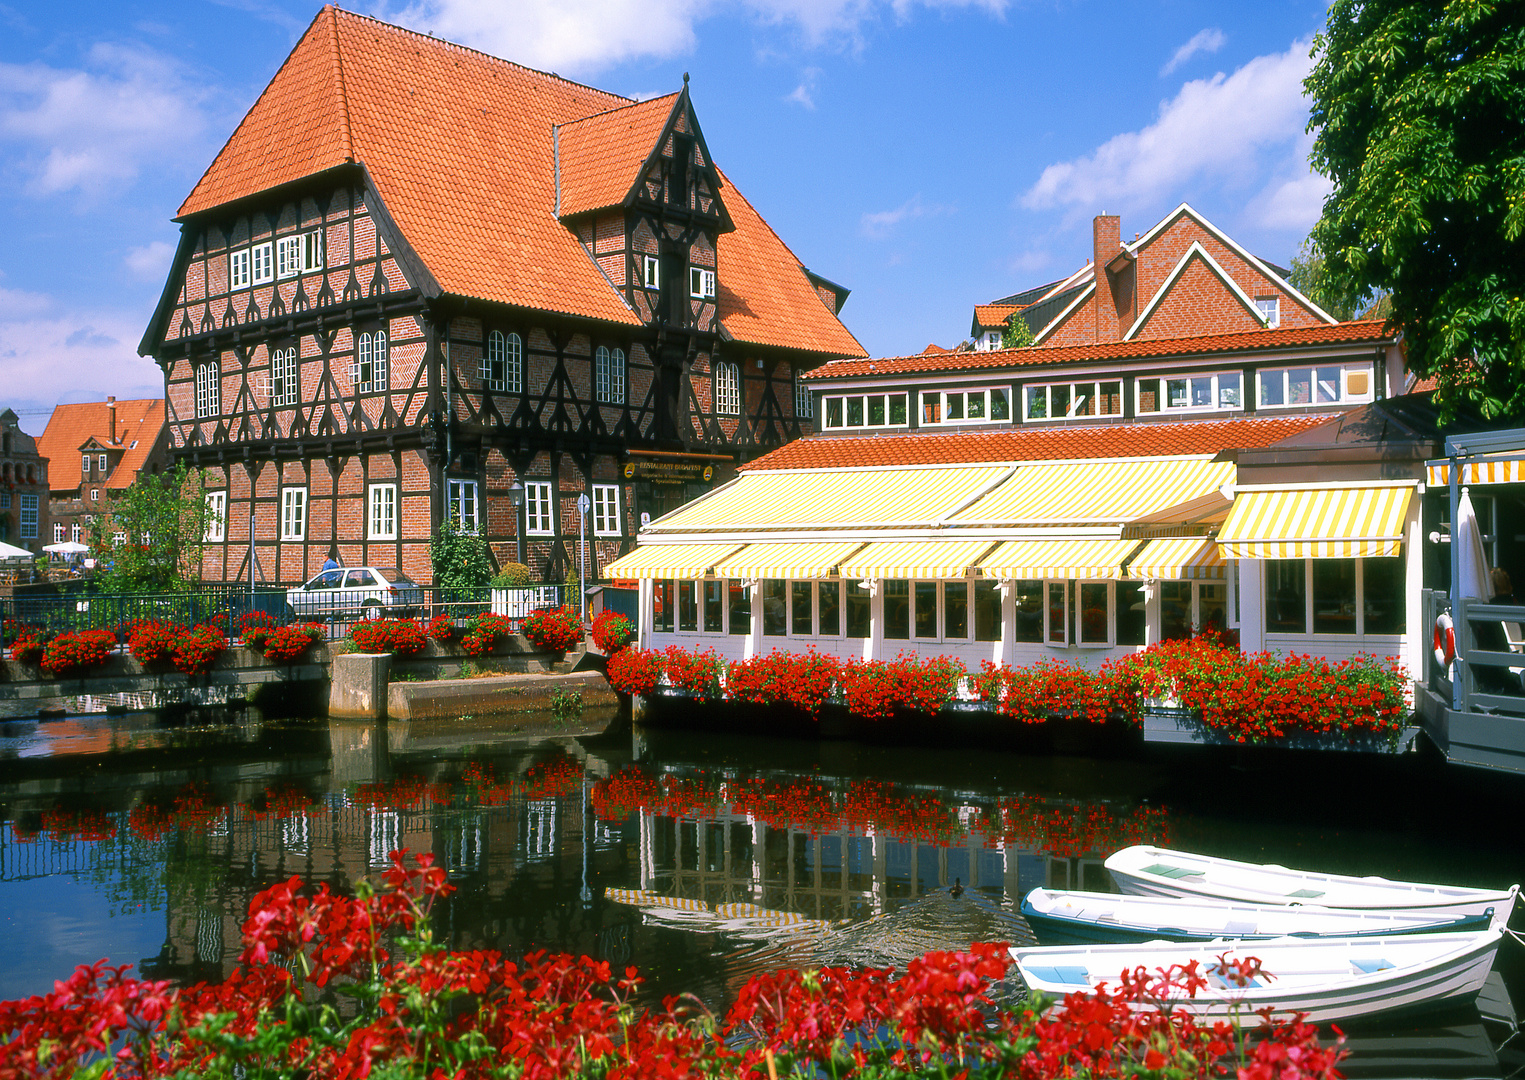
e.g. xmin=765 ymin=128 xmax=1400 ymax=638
xmin=37 ymin=400 xmax=166 ymax=491
xmin=972 ymin=304 xmax=1022 ymax=329
xmin=556 ymin=94 xmax=679 ymax=217
xmin=175 ymin=8 xmax=862 ymax=355
xmin=805 ymin=320 xmax=1396 ymax=381
xmin=740 ymin=414 xmax=1333 ymax=471
xmin=923 ymin=343 xmax=950 ymax=354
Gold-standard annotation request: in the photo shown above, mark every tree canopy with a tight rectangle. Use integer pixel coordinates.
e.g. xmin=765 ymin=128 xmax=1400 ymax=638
xmin=1306 ymin=0 xmax=1525 ymax=420
xmin=1002 ymin=313 xmax=1036 ymax=349
xmin=88 ymin=462 xmax=214 ymax=592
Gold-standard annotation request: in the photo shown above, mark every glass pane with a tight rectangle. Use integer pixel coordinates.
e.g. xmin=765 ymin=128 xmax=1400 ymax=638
xmin=825 ymin=398 xmax=843 ymax=428
xmin=845 ymin=580 xmax=871 ymax=638
xmin=1047 ymin=582 xmax=1067 ymax=644
xmin=1161 ymin=581 xmax=1192 ymax=641
xmin=884 ymin=579 xmax=910 ymax=639
xmin=1071 ymin=384 xmax=1094 ymax=416
xmin=922 ymin=395 xmax=942 ymax=424
xmin=1190 ymin=376 xmax=1213 ymax=407
xmin=868 ymin=395 xmax=886 ymax=425
xmin=1116 ymin=581 xmax=1146 ymax=645
xmin=1078 ymin=583 xmax=1109 ymax=644
xmin=967 ymin=392 xmax=985 ymax=419
xmin=1024 ymin=386 xmax=1047 ymax=420
xmin=1316 ymin=367 xmax=1342 ymax=403
xmin=654 ymin=580 xmax=672 ymax=633
xmin=1166 ymin=378 xmax=1189 ymax=408
xmin=1363 ymin=557 xmax=1405 ymax=634
xmin=792 ymin=581 xmax=814 ymax=636
xmin=1287 ymin=367 xmax=1313 ymax=405
xmin=914 ymin=581 xmax=938 ymax=638
xmin=846 ymin=397 xmax=864 ymax=426
xmin=728 ymin=579 xmax=750 ymax=635
xmin=1218 ymin=372 xmax=1241 ymax=408
xmin=1312 ymin=559 xmax=1357 ymax=635
xmin=888 ymin=394 xmax=908 ymax=425
xmin=1259 ymin=371 xmax=1285 ymax=406
xmin=678 ymin=580 xmax=698 ymax=631
xmin=944 ymin=582 xmax=968 ymax=639
xmin=1100 ymin=381 xmax=1122 ymax=415
xmin=1199 ymin=583 xmax=1227 ymax=636
xmin=1006 ymin=580 xmax=1040 ymax=642
xmin=975 ymin=581 xmax=1003 ymax=641
xmin=704 ymin=580 xmax=724 ymax=632
xmin=1265 ymin=559 xmax=1306 ymax=634
xmin=819 ymin=580 xmax=841 ymax=635
xmin=1051 ymin=385 xmax=1070 ymax=417
xmin=762 ymin=579 xmax=787 ymax=636
xmin=946 ymin=394 xmax=964 ymax=421
xmin=990 ymin=388 xmax=1009 ymax=421
xmin=1137 ymin=378 xmax=1160 ymax=413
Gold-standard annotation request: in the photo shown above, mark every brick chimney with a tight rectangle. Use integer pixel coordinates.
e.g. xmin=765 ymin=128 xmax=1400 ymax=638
xmin=1092 ymin=214 xmax=1136 ymax=341
xmin=106 ymin=396 xmax=116 ymax=444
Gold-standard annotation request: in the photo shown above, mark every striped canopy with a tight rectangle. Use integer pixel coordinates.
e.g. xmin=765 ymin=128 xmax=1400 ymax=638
xmin=838 ymin=539 xmax=1000 ymax=580
xmin=711 ymin=541 xmax=865 ymax=579
xmin=1216 ymin=485 xmax=1414 ymax=559
xmin=601 ymin=543 xmax=743 ymax=579
xmin=976 ymin=538 xmax=1140 ymax=580
xmin=1124 ymin=536 xmax=1225 ymax=580
xmin=950 ymin=457 xmax=1235 ymax=525
xmin=1426 ymin=456 xmax=1525 ymax=487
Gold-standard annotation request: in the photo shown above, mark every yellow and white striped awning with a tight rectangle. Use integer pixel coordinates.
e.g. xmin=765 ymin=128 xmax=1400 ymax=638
xmin=644 ymin=465 xmax=1014 ymax=531
xmin=1426 ymin=456 xmax=1525 ymax=487
xmin=602 ymin=543 xmax=743 ymax=579
xmin=1217 ymin=485 xmax=1414 ymax=559
xmin=604 ymin=888 xmax=709 ymax=912
xmin=950 ymin=457 xmax=1235 ymax=525
xmin=711 ymin=541 xmax=865 ymax=579
xmin=976 ymin=538 xmax=1140 ymax=579
xmin=838 ymin=539 xmax=999 ymax=579
xmin=1124 ymin=536 xmax=1225 ymax=580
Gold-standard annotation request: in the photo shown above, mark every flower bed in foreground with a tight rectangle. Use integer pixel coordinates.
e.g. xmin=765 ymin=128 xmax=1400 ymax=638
xmin=607 ymin=638 xmax=1409 ymax=743
xmin=0 ymin=849 xmax=1343 ymax=1080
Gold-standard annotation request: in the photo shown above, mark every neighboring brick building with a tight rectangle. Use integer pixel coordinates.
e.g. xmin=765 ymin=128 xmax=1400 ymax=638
xmin=138 ymin=7 xmax=863 ymax=587
xmin=0 ymin=409 xmax=48 ymax=553
xmin=36 ymin=397 xmax=170 ymax=546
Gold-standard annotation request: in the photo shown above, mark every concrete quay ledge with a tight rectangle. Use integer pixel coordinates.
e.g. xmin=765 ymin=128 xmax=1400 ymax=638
xmin=387 ymin=669 xmax=616 ymax=721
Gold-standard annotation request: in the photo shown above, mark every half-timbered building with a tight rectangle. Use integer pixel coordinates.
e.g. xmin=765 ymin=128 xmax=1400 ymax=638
xmin=139 ymin=7 xmax=863 ymax=587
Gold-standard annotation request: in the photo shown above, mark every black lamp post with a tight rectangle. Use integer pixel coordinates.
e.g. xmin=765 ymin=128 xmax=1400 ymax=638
xmin=507 ymin=480 xmax=524 ymax=566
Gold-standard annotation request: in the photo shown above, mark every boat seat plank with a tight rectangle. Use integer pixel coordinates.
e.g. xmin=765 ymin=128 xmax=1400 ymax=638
xmin=1027 ymin=965 xmax=1090 ymax=986
xmin=1352 ymin=958 xmax=1394 ymax=974
xmin=1142 ymin=863 xmax=1203 ymax=880
xmin=1285 ymin=889 xmax=1326 ymax=899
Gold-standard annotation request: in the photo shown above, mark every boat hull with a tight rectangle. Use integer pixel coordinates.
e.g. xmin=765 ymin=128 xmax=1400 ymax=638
xmin=1019 ymin=905 xmax=1490 ymax=946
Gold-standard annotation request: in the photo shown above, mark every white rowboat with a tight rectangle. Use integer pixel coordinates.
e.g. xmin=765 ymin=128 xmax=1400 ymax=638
xmin=1021 ymin=888 xmax=1495 ymax=944
xmin=1105 ymin=845 xmax=1519 ymax=925
xmin=1011 ymin=929 xmax=1505 ymax=1025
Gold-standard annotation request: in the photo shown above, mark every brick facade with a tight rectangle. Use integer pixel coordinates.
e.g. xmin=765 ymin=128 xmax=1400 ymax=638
xmin=0 ymin=409 xmax=48 ymax=554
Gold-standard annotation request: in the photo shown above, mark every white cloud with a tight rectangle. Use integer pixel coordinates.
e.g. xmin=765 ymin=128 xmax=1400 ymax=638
xmin=383 ymin=0 xmax=1006 ymax=76
xmin=1160 ymin=27 xmax=1225 ymax=77
xmin=785 ymin=66 xmax=821 ymax=108
xmin=124 ymin=241 xmax=174 ymax=282
xmin=860 ymin=194 xmax=953 ymax=239
xmin=0 ymin=43 xmax=209 ymax=198
xmin=1023 ymin=37 xmax=1314 ymax=215
xmin=0 ymin=297 xmax=162 ymax=414
xmin=1007 ymin=249 xmax=1051 ymax=276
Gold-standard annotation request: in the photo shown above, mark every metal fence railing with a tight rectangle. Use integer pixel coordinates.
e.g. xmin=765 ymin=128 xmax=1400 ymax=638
xmin=1422 ymin=587 xmax=1525 ymax=718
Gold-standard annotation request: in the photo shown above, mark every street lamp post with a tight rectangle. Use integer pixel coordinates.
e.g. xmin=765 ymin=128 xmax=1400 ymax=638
xmin=507 ymin=480 xmax=524 ymax=566
xmin=577 ymin=493 xmax=590 ymax=624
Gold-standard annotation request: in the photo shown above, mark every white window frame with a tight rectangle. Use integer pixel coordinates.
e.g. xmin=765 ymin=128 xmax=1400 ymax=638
xmin=53 ymin=522 xmax=65 ymax=544
xmin=592 ymin=484 xmax=620 ymax=536
xmin=448 ymin=479 xmax=479 ymax=533
xmin=229 ymin=248 xmax=250 ymax=291
xmin=483 ymin=330 xmax=507 ymax=391
xmin=1074 ymin=579 xmax=1114 ymax=648
xmin=794 ymin=372 xmax=812 ymax=418
xmin=1256 ymin=363 xmax=1375 ymax=409
xmin=714 ymin=361 xmax=741 ymax=416
xmin=301 ymin=229 xmax=324 ymax=273
xmin=113 ymin=530 xmax=126 ymax=547
xmin=982 ymin=330 xmax=1003 ymax=351
xmin=920 ymin=386 xmax=1013 ymax=426
xmin=81 ymin=453 xmax=90 ymax=473
xmin=1256 ymin=296 xmax=1281 ymax=327
xmin=250 ymin=242 xmax=274 ymax=285
xmin=368 ymin=483 xmax=397 ymax=540
xmin=19 ymin=495 xmax=37 ymax=539
xmin=90 ymin=489 xmax=99 ymax=502
xmin=205 ymin=491 xmax=226 ymax=542
xmin=1023 ymin=380 xmax=1126 ymax=422
xmin=353 ymin=331 xmax=388 ymax=394
xmin=1134 ymin=370 xmax=1244 ymax=415
xmin=689 ymin=267 xmax=716 ymax=299
xmin=595 ymin=346 xmax=626 ymax=405
xmin=642 ymin=255 xmax=660 ymax=289
xmin=1044 ymin=579 xmax=1069 ymax=647
xmin=279 ymin=487 xmax=307 ymax=541
xmin=276 ymin=235 xmax=302 ymax=280
xmin=97 ymin=454 xmax=107 ymax=472
xmin=271 ymin=346 xmax=299 ymax=407
xmin=524 ymin=480 xmax=554 ymax=536
xmin=71 ymin=523 xmax=82 ymax=544
xmin=820 ymin=391 xmax=910 ymax=430
xmin=196 ymin=361 xmax=220 ymax=418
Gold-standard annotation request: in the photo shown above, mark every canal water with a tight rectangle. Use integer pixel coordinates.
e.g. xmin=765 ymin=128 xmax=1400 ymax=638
xmin=1 ymin=707 xmax=1523 ymax=1077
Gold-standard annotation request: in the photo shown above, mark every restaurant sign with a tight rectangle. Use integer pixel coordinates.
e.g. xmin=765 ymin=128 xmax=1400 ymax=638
xmin=623 ymin=461 xmax=715 ymax=485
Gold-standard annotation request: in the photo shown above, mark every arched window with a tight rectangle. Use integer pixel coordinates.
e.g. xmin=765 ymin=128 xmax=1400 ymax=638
xmin=353 ymin=331 xmax=388 ymax=393
xmin=196 ymin=361 xmax=221 ymax=417
xmin=270 ymin=346 xmax=299 ymax=406
xmin=596 ymin=346 xmax=626 ymax=405
xmin=505 ymin=332 xmax=523 ymax=393
xmin=483 ymin=330 xmax=507 ymax=391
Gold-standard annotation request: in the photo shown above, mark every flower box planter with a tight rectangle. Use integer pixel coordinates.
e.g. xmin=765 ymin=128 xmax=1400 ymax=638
xmin=1140 ymin=708 xmax=1420 ymax=754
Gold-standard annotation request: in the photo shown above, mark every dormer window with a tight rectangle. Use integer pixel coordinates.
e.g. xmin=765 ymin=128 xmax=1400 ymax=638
xmin=921 ymin=387 xmax=1011 ymax=426
xmin=1256 ymin=296 xmax=1280 ymax=327
xmin=820 ymin=392 xmax=909 ymax=430
xmin=81 ymin=454 xmax=89 ymax=473
xmin=98 ymin=454 xmax=107 ymax=472
xmin=983 ymin=331 xmax=1002 ymax=351
xmin=1135 ymin=371 xmax=1241 ymax=414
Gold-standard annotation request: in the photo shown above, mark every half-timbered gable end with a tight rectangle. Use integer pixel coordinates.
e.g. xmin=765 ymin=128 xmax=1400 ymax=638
xmin=140 ymin=6 xmax=863 ymax=587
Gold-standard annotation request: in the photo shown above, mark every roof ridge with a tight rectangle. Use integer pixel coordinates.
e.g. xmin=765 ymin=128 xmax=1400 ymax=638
xmin=328 ymin=6 xmax=356 ymax=161
xmin=557 ymin=91 xmax=680 ymax=130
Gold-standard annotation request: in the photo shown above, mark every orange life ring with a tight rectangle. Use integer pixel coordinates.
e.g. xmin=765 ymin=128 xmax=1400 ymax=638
xmin=1433 ymin=613 xmax=1456 ymax=669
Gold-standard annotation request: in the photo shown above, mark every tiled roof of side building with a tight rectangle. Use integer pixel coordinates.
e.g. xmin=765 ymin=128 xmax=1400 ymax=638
xmin=37 ymin=400 xmax=166 ymax=491
xmin=739 ymin=414 xmax=1333 ymax=471
xmin=555 ymin=94 xmax=680 ymax=217
xmin=972 ymin=304 xmax=1022 ymax=329
xmin=805 ymin=320 xmax=1396 ymax=381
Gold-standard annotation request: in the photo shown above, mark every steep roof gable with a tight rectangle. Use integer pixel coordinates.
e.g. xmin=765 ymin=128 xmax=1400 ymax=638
xmin=555 ymin=94 xmax=680 ymax=217
xmin=37 ymin=400 xmax=166 ymax=491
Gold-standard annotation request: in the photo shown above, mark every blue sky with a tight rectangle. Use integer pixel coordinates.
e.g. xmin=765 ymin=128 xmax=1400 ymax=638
xmin=0 ymin=0 xmax=1334 ymax=421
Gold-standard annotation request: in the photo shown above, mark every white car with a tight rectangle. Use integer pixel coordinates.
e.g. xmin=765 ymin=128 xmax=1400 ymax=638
xmin=285 ymin=566 xmax=423 ymax=620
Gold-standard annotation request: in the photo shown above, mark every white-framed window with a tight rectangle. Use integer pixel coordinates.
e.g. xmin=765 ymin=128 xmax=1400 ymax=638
xmin=270 ymin=346 xmax=299 ymax=407
xmin=689 ymin=267 xmax=716 ymax=299
xmin=525 ymin=480 xmax=554 ymax=535
xmin=1045 ymin=580 xmax=1068 ymax=647
xmin=195 ymin=360 xmax=221 ymax=418
xmin=52 ymin=522 xmax=64 ymax=543
xmin=448 ymin=479 xmax=479 ymax=532
xmin=482 ymin=330 xmax=523 ymax=393
xmin=821 ymin=391 xmax=909 ymax=430
xmin=91 ymin=488 xmax=99 ymax=502
xmin=276 ymin=235 xmax=302 ymax=279
xmin=251 ymin=242 xmax=274 ymax=285
xmin=81 ymin=453 xmax=89 ymax=474
xmin=595 ymin=346 xmax=626 ymax=404
xmin=642 ymin=255 xmax=660 ymax=289
xmin=1256 ymin=363 xmax=1375 ymax=408
xmin=229 ymin=248 xmax=250 ymax=290
xmin=1256 ymin=296 xmax=1281 ymax=327
xmin=1262 ymin=556 xmax=1405 ymax=637
xmin=20 ymin=495 xmax=38 ymax=539
xmin=982 ymin=330 xmax=1003 ymax=351
xmin=279 ymin=487 xmax=307 ymax=541
xmin=795 ymin=372 xmax=812 ymax=418
xmin=71 ymin=523 xmax=82 ymax=544
xmin=368 ymin=483 xmax=397 ymax=540
xmin=112 ymin=530 xmax=126 ymax=547
xmin=592 ymin=484 xmax=620 ymax=536
xmin=1159 ymin=580 xmax=1231 ymax=641
xmin=1023 ymin=380 xmax=1124 ymax=421
xmin=714 ymin=361 xmax=741 ymax=416
xmin=301 ymin=229 xmax=323 ymax=272
xmin=205 ymin=491 xmax=226 ymax=542
xmin=920 ymin=386 xmax=1012 ymax=426
xmin=353 ymin=331 xmax=388 ymax=393
xmin=1135 ymin=371 xmax=1243 ymax=415
xmin=97 ymin=454 xmax=107 ymax=472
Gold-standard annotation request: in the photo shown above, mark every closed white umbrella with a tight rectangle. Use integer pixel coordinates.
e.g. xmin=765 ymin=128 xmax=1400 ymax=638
xmin=1456 ymin=489 xmax=1493 ymax=601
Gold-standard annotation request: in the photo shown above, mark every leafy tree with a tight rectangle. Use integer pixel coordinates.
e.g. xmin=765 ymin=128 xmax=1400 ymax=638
xmin=1305 ymin=0 xmax=1525 ymax=420
xmin=430 ymin=517 xmax=493 ymax=590
xmin=88 ymin=463 xmax=214 ymax=592
xmin=1002 ymin=313 xmax=1035 ymax=349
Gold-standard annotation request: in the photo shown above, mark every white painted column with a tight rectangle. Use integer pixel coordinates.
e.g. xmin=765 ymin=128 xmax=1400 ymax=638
xmin=1144 ymin=580 xmax=1161 ymax=646
xmin=638 ymin=578 xmax=653 ymax=651
xmin=867 ymin=578 xmax=883 ymax=661
xmin=1404 ymin=498 xmax=1423 ymax=679
xmin=996 ymin=578 xmax=1014 ymax=666
xmin=1238 ymin=559 xmax=1266 ymax=653
xmin=746 ymin=580 xmax=762 ymax=660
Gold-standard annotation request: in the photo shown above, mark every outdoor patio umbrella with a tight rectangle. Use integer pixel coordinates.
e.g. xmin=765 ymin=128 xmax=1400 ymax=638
xmin=42 ymin=541 xmax=89 ymax=555
xmin=0 ymin=540 xmax=32 ymax=564
xmin=1456 ymin=489 xmax=1493 ymax=602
